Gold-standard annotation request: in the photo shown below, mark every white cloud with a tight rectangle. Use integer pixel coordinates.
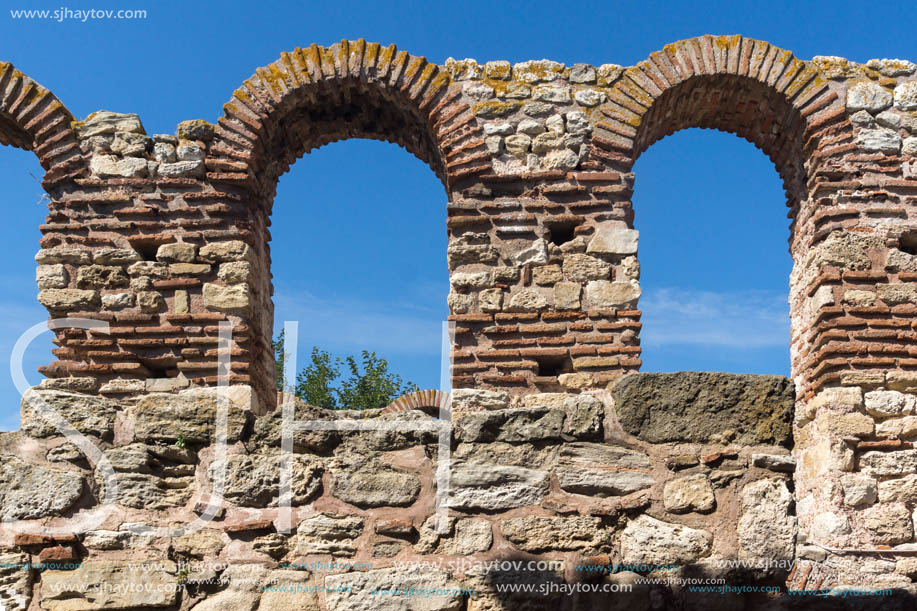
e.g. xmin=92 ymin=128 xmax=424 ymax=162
xmin=272 ymin=289 xmax=448 ymax=357
xmin=639 ymin=287 xmax=790 ymax=348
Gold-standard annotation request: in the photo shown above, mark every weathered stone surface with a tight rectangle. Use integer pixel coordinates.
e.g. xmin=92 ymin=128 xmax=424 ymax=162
xmin=507 ymin=288 xmax=548 ymax=311
xmin=41 ymin=561 xmax=177 ymax=610
xmin=663 ymin=474 xmax=715 ymax=513
xmin=751 ymin=453 xmax=796 ymax=473
xmin=562 ymin=392 xmax=604 ymax=438
xmin=325 ymin=568 xmax=463 ymax=610
xmin=847 ymin=81 xmax=893 ymax=112
xmin=584 ymin=279 xmax=640 ymax=308
xmin=90 ymin=154 xmax=149 ymax=178
xmin=878 ymin=474 xmax=917 ymax=503
xmin=247 ymin=402 xmax=339 ymax=454
xmin=0 ymin=553 xmax=32 ymax=611
xmin=156 ymin=242 xmax=197 ymax=262
xmin=37 ymin=288 xmax=99 ymax=311
xmin=36 ymin=246 xmax=92 ymax=265
xmin=865 ymin=390 xmax=916 ymax=417
xmin=513 ymin=238 xmax=548 ymax=265
xmin=200 ymin=240 xmax=251 ymax=262
xmin=454 ymin=406 xmax=564 ymax=442
xmin=36 ymin=264 xmax=68 ymax=289
xmin=258 ymin=570 xmax=321 ymax=611
xmin=611 ymin=372 xmax=794 ymax=445
xmin=859 ymin=450 xmax=917 ymax=476
xmin=587 ymin=226 xmax=638 ymax=255
xmin=131 ymin=390 xmax=249 ymax=444
xmin=82 ymin=529 xmax=152 ymax=550
xmin=331 ymin=463 xmax=421 ymax=507
xmin=562 ymin=253 xmax=611 ymax=281
xmin=77 ymin=111 xmax=145 ymax=137
xmin=295 ymin=514 xmax=364 ymax=556
xmin=553 ymin=281 xmax=581 ymax=310
xmin=211 ymin=454 xmax=322 ymax=508
xmin=502 ymin=516 xmax=610 ymax=552
xmin=415 ymin=516 xmax=492 ymax=555
xmin=556 ymin=442 xmax=654 ymax=497
xmin=811 ymin=230 xmax=882 ymax=270
xmin=447 ymin=243 xmax=498 ymax=266
xmin=203 ymin=283 xmax=251 ymax=312
xmin=737 ymin=479 xmax=796 ymax=565
xmin=93 ymin=247 xmax=141 ymax=265
xmin=531 ymin=264 xmax=562 ymax=285
xmin=451 ymin=271 xmax=493 ymax=289
xmin=620 ymin=515 xmax=712 ymax=565
xmin=841 ymin=473 xmax=878 ymax=507
xmin=894 ymin=81 xmax=917 ymax=110
xmin=862 ymin=503 xmax=913 ymax=545
xmin=448 ymin=460 xmax=550 ymax=510
xmin=20 ymin=388 xmax=119 ymax=439
xmin=218 ymin=261 xmax=252 ymax=283
xmin=451 ymin=388 xmax=510 ymax=411
xmin=815 ymin=411 xmax=874 ymax=437
xmin=101 ymin=292 xmax=135 ymax=309
xmin=76 ymin=265 xmax=129 ymax=288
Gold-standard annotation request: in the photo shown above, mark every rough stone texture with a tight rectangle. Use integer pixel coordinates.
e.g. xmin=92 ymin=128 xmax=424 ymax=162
xmin=4 ymin=35 xmax=917 ymax=602
xmin=41 ymin=561 xmax=178 ymax=610
xmin=454 ymin=406 xmax=564 ymax=442
xmin=130 ymin=390 xmax=250 ymax=444
xmin=501 ymin=516 xmax=610 ymax=552
xmin=611 ymin=372 xmax=794 ymax=445
xmin=620 ymin=515 xmax=713 ymax=565
xmin=20 ymin=389 xmax=120 ymax=439
xmin=737 ymin=479 xmax=797 ymax=566
xmin=448 ymin=460 xmax=550 ymax=510
xmin=0 ymin=553 xmax=32 ymax=611
xmin=331 ymin=463 xmax=421 ymax=508
xmin=556 ymin=442 xmax=654 ymax=496
xmin=325 ymin=568 xmax=464 ymax=611
xmin=663 ymin=474 xmax=716 ymax=513
xmin=211 ymin=454 xmax=322 ymax=508
xmin=415 ymin=516 xmax=493 ymax=555
xmin=0 ymin=457 xmax=83 ymax=520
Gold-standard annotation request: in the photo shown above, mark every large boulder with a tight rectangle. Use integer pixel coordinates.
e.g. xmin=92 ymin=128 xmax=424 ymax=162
xmin=610 ymin=372 xmax=794 ymax=445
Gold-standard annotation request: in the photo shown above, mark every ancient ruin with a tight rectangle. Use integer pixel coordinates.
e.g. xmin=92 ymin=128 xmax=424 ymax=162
xmin=1 ymin=35 xmax=917 ymax=609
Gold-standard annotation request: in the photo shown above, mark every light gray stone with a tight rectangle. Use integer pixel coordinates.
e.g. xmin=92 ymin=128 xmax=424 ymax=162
xmin=200 ymin=240 xmax=252 ymax=262
xmin=553 ymin=280 xmax=581 ymax=310
xmin=879 ymin=474 xmax=917 ymax=503
xmin=158 ymin=160 xmax=204 ymax=177
xmin=211 ymin=454 xmax=322 ymax=508
xmin=513 ymin=238 xmax=548 ymax=265
xmin=295 ymin=514 xmax=364 ymax=556
xmin=865 ymin=390 xmax=916 ymax=417
xmin=20 ymin=388 xmax=119 ymax=439
xmin=562 ymin=393 xmax=604 ymax=438
xmin=448 ymin=460 xmax=550 ymax=511
xmin=454 ymin=406 xmax=564 ymax=442
xmin=860 ymin=450 xmax=917 ymax=476
xmin=620 ymin=515 xmax=712 ymax=565
xmin=0 ymin=457 xmax=83 ymax=520
xmin=894 ymin=81 xmax=917 ymax=111
xmin=813 ymin=230 xmax=883 ymax=270
xmin=846 ymin=81 xmax=893 ymax=112
xmin=587 ymin=226 xmax=638 ymax=255
xmin=90 ymin=154 xmax=149 ymax=178
xmin=35 ymin=264 xmax=68 ymax=289
xmin=258 ymin=570 xmax=321 ymax=611
xmin=0 ymin=553 xmax=32 ymax=611
xmin=415 ymin=516 xmax=492 ymax=555
xmin=325 ymin=567 xmax=463 ymax=611
xmin=451 ymin=272 xmax=491 ymax=289
xmin=737 ymin=479 xmax=797 ymax=565
xmin=504 ymin=133 xmax=531 ymax=156
xmin=77 ymin=111 xmax=145 ymax=137
xmin=331 ymin=464 xmax=421 ymax=508
xmin=446 ymin=243 xmax=498 ymax=267
xmin=451 ymin=388 xmax=510 ymax=411
xmin=156 ymin=242 xmax=197 ymax=263
xmin=841 ymin=473 xmax=878 ymax=507
xmin=35 ymin=246 xmax=91 ymax=265
xmin=101 ymin=292 xmax=135 ymax=309
xmin=556 ymin=442 xmax=654 ymax=496
xmin=857 ymin=128 xmax=902 ymax=154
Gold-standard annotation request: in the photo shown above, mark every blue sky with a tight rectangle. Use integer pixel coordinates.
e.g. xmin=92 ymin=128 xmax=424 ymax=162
xmin=1 ymin=0 xmax=916 ymax=427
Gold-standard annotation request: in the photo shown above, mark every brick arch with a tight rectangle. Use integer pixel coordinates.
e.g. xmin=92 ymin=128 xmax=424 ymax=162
xmin=209 ymin=39 xmax=492 ymax=200
xmin=381 ymin=389 xmax=450 ymax=417
xmin=591 ymin=35 xmax=839 ymax=213
xmin=0 ymin=61 xmax=84 ymax=183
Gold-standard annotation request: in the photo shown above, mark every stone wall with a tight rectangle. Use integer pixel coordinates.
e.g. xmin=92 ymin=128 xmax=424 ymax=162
xmin=0 ymin=373 xmax=814 ymax=610
xmin=2 ymin=34 xmax=917 ymax=605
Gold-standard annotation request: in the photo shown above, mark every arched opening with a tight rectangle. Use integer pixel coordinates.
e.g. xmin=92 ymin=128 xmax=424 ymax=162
xmin=0 ymin=148 xmax=53 ymax=430
xmin=634 ymin=129 xmax=792 ymax=374
xmin=210 ymin=42 xmax=486 ymax=407
xmin=269 ymin=138 xmax=449 ymax=398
